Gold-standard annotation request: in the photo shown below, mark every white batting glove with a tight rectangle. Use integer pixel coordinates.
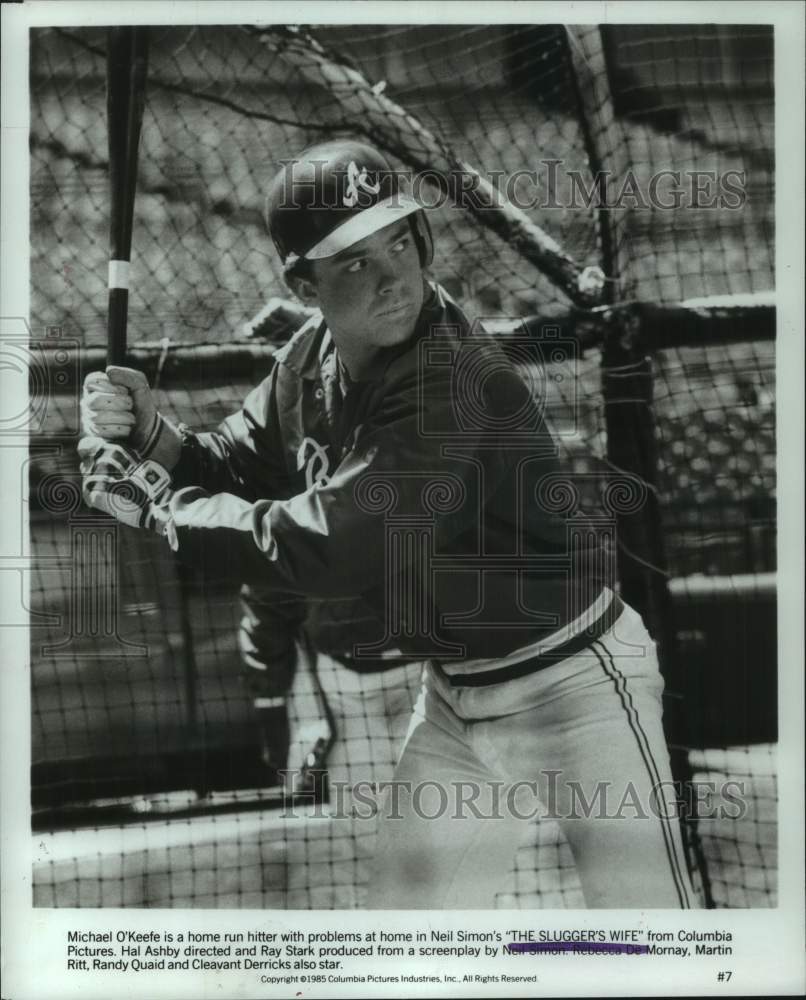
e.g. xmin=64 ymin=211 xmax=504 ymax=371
xmin=81 ymin=366 xmax=181 ymax=471
xmin=78 ymin=436 xmax=174 ymax=535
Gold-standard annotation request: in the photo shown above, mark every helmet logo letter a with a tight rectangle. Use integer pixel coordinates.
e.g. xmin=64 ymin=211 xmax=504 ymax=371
xmin=297 ymin=437 xmax=331 ymax=489
xmin=343 ymin=161 xmax=380 ymax=207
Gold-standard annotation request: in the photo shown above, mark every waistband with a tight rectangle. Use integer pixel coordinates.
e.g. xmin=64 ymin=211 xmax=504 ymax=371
xmin=441 ymin=592 xmax=626 ymax=688
xmin=333 ymin=652 xmax=421 ymax=674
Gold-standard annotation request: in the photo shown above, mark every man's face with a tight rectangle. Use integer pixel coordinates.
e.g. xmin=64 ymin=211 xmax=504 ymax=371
xmin=302 ymin=217 xmax=425 ymax=372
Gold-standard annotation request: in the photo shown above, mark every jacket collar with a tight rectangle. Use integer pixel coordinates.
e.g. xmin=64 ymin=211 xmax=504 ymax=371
xmin=272 ymin=309 xmax=328 ymax=381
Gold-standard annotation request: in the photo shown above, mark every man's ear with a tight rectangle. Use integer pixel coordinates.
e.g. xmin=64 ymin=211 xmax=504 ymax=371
xmin=286 ymin=272 xmax=319 ymax=306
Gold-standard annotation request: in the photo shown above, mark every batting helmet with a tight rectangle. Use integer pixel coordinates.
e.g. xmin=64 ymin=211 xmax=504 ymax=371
xmin=265 ymin=139 xmax=433 ymax=274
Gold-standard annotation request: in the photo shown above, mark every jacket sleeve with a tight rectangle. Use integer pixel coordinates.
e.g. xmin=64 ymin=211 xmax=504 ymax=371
xmin=170 ymin=362 xmax=294 ymax=502
xmin=161 ymin=350 xmax=536 ymax=599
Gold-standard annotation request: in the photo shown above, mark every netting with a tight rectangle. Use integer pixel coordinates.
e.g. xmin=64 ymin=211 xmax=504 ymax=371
xmin=30 ymin=24 xmax=773 ymax=341
xmin=28 ymin=23 xmax=775 ymax=909
xmin=33 ymin=744 xmax=777 ymax=909
xmin=655 ymin=336 xmax=775 ymax=579
xmin=32 ymin=24 xmax=600 ymax=343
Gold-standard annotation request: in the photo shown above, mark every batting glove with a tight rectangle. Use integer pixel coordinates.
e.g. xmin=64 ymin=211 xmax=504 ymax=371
xmin=78 ymin=436 xmax=174 ymax=535
xmin=81 ymin=366 xmax=181 ymax=471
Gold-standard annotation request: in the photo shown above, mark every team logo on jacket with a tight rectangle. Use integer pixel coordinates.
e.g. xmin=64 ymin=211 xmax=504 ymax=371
xmin=343 ymin=161 xmax=380 ymax=207
xmin=297 ymin=437 xmax=331 ymax=489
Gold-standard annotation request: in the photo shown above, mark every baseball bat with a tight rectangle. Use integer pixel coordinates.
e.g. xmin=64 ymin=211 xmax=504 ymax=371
xmin=105 ymin=28 xmax=202 ymax=754
xmin=106 ymin=27 xmax=149 ymax=365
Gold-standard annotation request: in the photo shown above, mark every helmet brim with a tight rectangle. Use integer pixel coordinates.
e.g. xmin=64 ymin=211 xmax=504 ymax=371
xmin=305 ymin=194 xmax=424 ymax=260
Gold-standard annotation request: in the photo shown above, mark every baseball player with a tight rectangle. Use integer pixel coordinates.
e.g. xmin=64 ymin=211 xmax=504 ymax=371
xmin=79 ymin=139 xmax=698 ymax=909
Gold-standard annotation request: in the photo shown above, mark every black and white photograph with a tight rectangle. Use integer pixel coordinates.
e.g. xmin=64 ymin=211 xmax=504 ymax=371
xmin=1 ymin=1 xmax=804 ymax=997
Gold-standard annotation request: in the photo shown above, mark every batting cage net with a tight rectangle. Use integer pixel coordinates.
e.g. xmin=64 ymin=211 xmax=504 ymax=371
xmin=28 ymin=24 xmax=775 ymax=909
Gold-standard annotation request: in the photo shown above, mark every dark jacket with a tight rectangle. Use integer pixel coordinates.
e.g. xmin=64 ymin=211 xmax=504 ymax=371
xmin=167 ymin=283 xmax=609 ymax=665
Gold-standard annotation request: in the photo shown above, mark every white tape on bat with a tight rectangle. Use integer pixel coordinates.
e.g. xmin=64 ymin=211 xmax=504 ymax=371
xmin=108 ymin=259 xmax=131 ymax=290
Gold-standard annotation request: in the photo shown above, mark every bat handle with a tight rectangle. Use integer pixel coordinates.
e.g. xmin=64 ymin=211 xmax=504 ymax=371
xmin=107 ymin=284 xmax=129 ymax=366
